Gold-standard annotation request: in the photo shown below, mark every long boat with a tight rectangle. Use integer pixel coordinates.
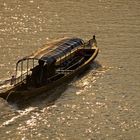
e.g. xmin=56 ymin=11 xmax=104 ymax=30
xmin=0 ymin=35 xmax=99 ymax=101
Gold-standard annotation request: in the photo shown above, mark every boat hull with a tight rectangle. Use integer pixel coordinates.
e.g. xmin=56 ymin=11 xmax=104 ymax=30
xmin=0 ymin=47 xmax=99 ymax=101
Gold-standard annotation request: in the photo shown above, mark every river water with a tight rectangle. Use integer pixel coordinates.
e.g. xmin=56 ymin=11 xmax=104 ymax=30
xmin=0 ymin=0 xmax=140 ymax=139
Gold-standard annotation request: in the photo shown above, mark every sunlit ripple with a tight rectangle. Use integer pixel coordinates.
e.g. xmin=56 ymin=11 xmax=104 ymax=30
xmin=0 ymin=0 xmax=139 ymax=139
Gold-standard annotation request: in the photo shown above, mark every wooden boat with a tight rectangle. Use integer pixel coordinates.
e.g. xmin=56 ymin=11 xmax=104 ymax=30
xmin=0 ymin=35 xmax=99 ymax=101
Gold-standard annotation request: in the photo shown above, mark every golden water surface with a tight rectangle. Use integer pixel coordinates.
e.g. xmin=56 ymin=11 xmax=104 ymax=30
xmin=0 ymin=0 xmax=140 ymax=139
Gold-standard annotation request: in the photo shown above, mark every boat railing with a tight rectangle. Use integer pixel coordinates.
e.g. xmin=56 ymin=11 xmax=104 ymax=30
xmin=13 ymin=70 xmax=32 ymax=85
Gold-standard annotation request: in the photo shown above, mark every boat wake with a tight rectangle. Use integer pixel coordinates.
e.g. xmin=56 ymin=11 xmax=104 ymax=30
xmin=0 ymin=105 xmax=37 ymax=128
xmin=0 ymin=79 xmax=12 ymax=93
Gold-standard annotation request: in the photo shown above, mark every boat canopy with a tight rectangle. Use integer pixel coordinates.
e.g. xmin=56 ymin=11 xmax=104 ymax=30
xmin=17 ymin=37 xmax=84 ymax=64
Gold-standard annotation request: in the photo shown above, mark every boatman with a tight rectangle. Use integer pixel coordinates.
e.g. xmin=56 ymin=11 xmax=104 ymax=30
xmin=42 ymin=58 xmax=56 ymax=83
xmin=31 ymin=60 xmax=44 ymax=87
xmin=87 ymin=35 xmax=96 ymax=47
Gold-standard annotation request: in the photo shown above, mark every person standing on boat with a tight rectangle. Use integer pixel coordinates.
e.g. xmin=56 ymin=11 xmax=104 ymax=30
xmin=87 ymin=35 xmax=96 ymax=47
xmin=31 ymin=59 xmax=44 ymax=87
xmin=47 ymin=58 xmax=56 ymax=78
xmin=42 ymin=58 xmax=56 ymax=83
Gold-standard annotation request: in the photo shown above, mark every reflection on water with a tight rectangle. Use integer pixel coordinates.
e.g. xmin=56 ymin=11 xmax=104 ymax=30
xmin=0 ymin=0 xmax=140 ymax=139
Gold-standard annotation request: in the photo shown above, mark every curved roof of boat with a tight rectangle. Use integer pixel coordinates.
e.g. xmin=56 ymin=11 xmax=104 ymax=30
xmin=17 ymin=37 xmax=84 ymax=63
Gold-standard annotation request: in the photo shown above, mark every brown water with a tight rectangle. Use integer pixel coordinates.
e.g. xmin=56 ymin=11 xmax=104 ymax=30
xmin=0 ymin=0 xmax=140 ymax=139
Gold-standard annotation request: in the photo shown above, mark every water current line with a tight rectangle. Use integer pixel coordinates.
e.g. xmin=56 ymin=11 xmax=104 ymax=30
xmin=0 ymin=107 xmax=37 ymax=128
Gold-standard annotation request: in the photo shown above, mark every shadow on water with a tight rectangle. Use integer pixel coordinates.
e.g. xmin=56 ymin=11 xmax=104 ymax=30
xmin=8 ymin=61 xmax=102 ymax=110
xmin=76 ymin=60 xmax=102 ymax=79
